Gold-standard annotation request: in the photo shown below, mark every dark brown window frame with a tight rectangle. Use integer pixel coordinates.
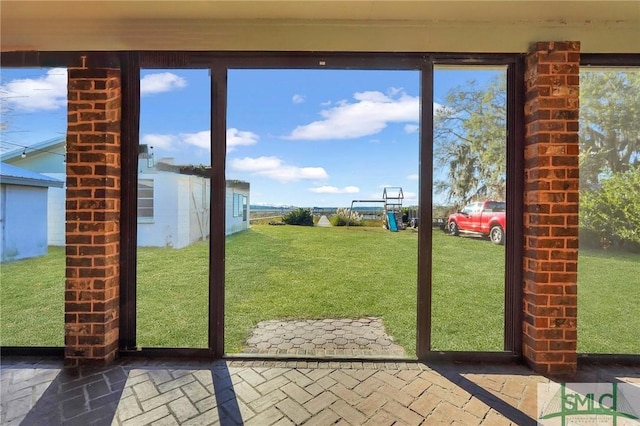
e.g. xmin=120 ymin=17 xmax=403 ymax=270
xmin=0 ymin=51 xmax=525 ymax=364
xmin=3 ymin=51 xmax=638 ymax=365
xmin=129 ymin=51 xmax=526 ymax=362
xmin=575 ymin=53 xmax=640 ymax=366
xmin=425 ymin=57 xmax=525 ymax=362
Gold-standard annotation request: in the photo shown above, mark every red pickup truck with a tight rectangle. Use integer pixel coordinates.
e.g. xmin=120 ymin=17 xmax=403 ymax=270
xmin=447 ymin=201 xmax=506 ymax=245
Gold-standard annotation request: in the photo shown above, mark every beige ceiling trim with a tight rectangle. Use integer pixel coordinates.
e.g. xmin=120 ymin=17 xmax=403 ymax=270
xmin=2 ymin=18 xmax=638 ymax=53
xmin=2 ymin=0 xmax=638 ymax=53
xmin=1 ymin=1 xmax=639 ymax=22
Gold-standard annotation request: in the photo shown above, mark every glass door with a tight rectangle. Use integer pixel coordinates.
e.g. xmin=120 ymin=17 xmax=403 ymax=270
xmin=224 ymin=69 xmax=420 ymax=358
xmin=135 ymin=69 xmax=211 ymax=348
xmin=431 ymin=65 xmax=508 ymax=351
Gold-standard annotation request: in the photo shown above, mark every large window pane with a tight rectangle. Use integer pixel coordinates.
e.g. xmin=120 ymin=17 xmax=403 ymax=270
xmin=0 ymin=67 xmax=67 ymax=346
xmin=225 ymin=69 xmax=419 ymax=358
xmin=431 ymin=66 xmax=507 ymax=351
xmin=136 ymin=69 xmax=210 ymax=348
xmin=577 ymin=67 xmax=640 ymax=354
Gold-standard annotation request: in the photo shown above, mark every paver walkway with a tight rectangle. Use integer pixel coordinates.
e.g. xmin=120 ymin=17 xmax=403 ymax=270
xmin=242 ymin=318 xmax=406 ymax=357
xmin=2 ymin=357 xmax=639 ymax=425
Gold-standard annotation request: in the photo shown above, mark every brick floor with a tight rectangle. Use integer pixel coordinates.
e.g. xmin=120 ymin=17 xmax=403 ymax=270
xmin=1 ymin=357 xmax=638 ymax=425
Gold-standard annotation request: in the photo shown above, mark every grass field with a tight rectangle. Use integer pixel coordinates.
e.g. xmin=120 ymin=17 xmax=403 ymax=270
xmin=1 ymin=225 xmax=638 ymax=355
xmin=0 ymin=246 xmax=65 ymax=347
xmin=576 ymin=249 xmax=640 ymax=353
xmin=224 ymin=225 xmax=419 ymax=354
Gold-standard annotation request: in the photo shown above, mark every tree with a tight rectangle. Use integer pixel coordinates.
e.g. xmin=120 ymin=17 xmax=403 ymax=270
xmin=579 ymin=166 xmax=640 ymax=249
xmin=579 ymin=71 xmax=640 ymax=190
xmin=433 ymin=77 xmax=506 ymax=207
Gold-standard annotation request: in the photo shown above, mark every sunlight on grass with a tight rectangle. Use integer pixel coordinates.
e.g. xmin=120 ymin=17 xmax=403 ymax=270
xmin=577 ymin=249 xmax=640 ymax=354
xmin=1 ymin=228 xmax=638 ymax=355
xmin=0 ymin=246 xmax=65 ymax=346
xmin=431 ymin=233 xmax=505 ymax=351
xmin=225 ymin=225 xmax=418 ymax=356
xmin=137 ymin=242 xmax=209 ymax=348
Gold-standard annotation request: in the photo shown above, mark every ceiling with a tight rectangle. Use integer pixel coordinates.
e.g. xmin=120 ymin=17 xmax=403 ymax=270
xmin=2 ymin=1 xmax=637 ymax=22
xmin=1 ymin=1 xmax=639 ymax=53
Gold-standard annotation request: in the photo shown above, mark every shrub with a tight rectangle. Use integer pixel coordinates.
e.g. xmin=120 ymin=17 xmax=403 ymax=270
xmin=580 ymin=166 xmax=640 ymax=250
xmin=330 ymin=208 xmax=364 ymax=227
xmin=282 ymin=208 xmax=314 ymax=226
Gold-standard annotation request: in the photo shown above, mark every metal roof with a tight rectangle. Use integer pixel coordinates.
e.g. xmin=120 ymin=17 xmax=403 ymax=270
xmin=0 ymin=162 xmax=64 ymax=188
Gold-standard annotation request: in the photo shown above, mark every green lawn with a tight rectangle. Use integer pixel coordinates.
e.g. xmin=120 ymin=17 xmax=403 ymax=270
xmin=577 ymin=249 xmax=640 ymax=354
xmin=0 ymin=246 xmax=65 ymax=346
xmin=431 ymin=232 xmax=505 ymax=351
xmin=1 ymin=225 xmax=638 ymax=355
xmin=224 ymin=225 xmax=418 ymax=355
xmin=137 ymin=243 xmax=209 ymax=348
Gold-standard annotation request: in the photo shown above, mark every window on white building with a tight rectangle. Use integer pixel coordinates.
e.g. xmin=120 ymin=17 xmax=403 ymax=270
xmin=138 ymin=179 xmax=154 ymax=219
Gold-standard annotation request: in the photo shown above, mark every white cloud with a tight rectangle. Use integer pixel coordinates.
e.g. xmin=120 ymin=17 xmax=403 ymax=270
xmin=387 ymin=87 xmax=403 ymax=96
xmin=403 ymin=191 xmax=418 ymax=203
xmin=309 ymin=185 xmax=359 ymax=194
xmin=140 ymin=72 xmax=186 ymax=95
xmin=181 ymin=129 xmax=259 ymax=152
xmin=286 ymin=89 xmax=419 ymax=140
xmin=404 ymin=124 xmax=419 ymax=133
xmin=230 ymin=156 xmax=282 ymax=172
xmin=1 ymin=68 xmax=67 ymax=111
xmin=230 ymin=156 xmax=328 ymax=183
xmin=140 ymin=134 xmax=177 ymax=150
xmin=227 ymin=128 xmax=259 ymax=152
xmin=407 ymin=173 xmax=419 ymax=181
xmin=181 ymin=131 xmax=210 ymax=150
xmin=140 ymin=132 xmax=208 ymax=152
xmin=292 ymin=94 xmax=305 ymax=104
xmin=139 ymin=128 xmax=258 ymax=154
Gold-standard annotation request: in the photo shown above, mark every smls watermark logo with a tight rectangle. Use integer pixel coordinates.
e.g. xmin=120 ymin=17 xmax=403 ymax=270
xmin=538 ymin=383 xmax=640 ymax=425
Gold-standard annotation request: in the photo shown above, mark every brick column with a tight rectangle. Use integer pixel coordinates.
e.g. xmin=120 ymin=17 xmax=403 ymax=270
xmin=65 ymin=67 xmax=121 ymax=365
xmin=523 ymin=42 xmax=580 ymax=376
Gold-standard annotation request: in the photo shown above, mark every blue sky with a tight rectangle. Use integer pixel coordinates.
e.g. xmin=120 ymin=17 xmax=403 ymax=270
xmin=1 ymin=66 xmax=501 ymax=207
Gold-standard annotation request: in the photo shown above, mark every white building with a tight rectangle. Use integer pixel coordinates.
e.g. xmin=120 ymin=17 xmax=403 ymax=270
xmin=0 ymin=138 xmax=67 ymax=246
xmin=1 ymin=139 xmax=250 ymax=250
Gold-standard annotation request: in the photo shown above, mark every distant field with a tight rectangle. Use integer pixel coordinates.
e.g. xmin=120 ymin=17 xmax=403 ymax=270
xmin=1 ymin=225 xmax=638 ymax=356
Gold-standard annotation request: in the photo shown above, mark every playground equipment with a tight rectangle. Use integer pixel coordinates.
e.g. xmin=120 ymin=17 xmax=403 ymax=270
xmin=348 ymin=187 xmax=405 ymax=231
xmin=382 ymin=187 xmax=405 ymax=231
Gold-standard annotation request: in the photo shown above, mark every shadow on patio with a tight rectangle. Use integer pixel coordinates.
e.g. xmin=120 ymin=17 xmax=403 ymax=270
xmin=2 ymin=356 xmax=639 ymax=425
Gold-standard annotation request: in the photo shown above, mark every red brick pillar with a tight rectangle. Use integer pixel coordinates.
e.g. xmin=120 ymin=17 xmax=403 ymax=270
xmin=65 ymin=66 xmax=121 ymax=365
xmin=523 ymin=42 xmax=580 ymax=376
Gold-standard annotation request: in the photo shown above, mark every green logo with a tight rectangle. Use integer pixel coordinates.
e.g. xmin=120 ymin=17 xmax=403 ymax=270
xmin=539 ymin=383 xmax=639 ymax=425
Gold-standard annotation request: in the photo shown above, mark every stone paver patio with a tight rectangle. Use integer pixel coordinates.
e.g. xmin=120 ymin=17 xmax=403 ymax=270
xmin=2 ymin=356 xmax=638 ymax=426
xmin=242 ymin=318 xmax=406 ymax=357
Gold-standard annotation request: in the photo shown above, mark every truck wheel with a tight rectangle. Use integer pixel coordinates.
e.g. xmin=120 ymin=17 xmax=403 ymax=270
xmin=448 ymin=221 xmax=459 ymax=236
xmin=490 ymin=225 xmax=505 ymax=245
